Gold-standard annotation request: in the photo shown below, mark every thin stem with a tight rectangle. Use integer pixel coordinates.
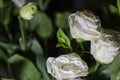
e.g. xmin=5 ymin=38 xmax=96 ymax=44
xmin=4 ymin=24 xmax=13 ymax=41
xmin=18 ymin=16 xmax=26 ymax=51
xmin=44 ymin=0 xmax=50 ymax=10
xmin=43 ymin=39 xmax=48 ymax=56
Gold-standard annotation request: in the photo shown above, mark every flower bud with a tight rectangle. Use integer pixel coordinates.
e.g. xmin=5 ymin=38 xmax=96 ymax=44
xmin=19 ymin=2 xmax=37 ymax=20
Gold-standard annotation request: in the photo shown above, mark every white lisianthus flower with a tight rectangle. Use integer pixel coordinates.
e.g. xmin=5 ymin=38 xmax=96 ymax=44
xmin=68 ymin=10 xmax=103 ymax=41
xmin=91 ymin=29 xmax=120 ymax=64
xmin=12 ymin=0 xmax=26 ymax=7
xmin=46 ymin=53 xmax=89 ymax=80
xmin=19 ymin=2 xmax=37 ymax=20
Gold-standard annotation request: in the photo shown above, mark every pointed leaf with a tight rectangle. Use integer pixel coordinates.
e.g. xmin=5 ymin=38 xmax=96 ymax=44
xmin=57 ymin=28 xmax=72 ymax=50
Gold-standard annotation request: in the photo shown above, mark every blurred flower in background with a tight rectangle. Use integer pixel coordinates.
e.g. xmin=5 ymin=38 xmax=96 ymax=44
xmin=12 ymin=0 xmax=26 ymax=7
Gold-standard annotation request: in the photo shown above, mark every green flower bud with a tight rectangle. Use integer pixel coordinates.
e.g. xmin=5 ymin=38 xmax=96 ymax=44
xmin=19 ymin=2 xmax=37 ymax=20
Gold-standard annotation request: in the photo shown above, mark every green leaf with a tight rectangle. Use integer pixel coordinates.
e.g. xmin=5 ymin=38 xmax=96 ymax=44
xmin=36 ymin=55 xmax=51 ymax=80
xmin=1 ymin=78 xmax=15 ymax=80
xmin=36 ymin=11 xmax=53 ymax=38
xmin=57 ymin=28 xmax=72 ymax=51
xmin=55 ymin=12 xmax=70 ymax=28
xmin=38 ymin=0 xmax=51 ymax=11
xmin=0 ymin=49 xmax=8 ymax=61
xmin=38 ymin=0 xmax=44 ymax=10
xmin=31 ymin=38 xmax=43 ymax=55
xmin=8 ymin=54 xmax=41 ymax=80
xmin=116 ymin=71 xmax=120 ymax=80
xmin=0 ymin=42 xmax=19 ymax=55
xmin=110 ymin=53 xmax=120 ymax=80
xmin=0 ymin=0 xmax=3 ymax=8
xmin=117 ymin=0 xmax=120 ymax=12
xmin=109 ymin=5 xmax=119 ymax=15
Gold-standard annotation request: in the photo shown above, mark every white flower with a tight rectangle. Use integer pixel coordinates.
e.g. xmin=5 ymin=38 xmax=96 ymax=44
xmin=19 ymin=2 xmax=37 ymax=20
xmin=68 ymin=10 xmax=103 ymax=41
xmin=46 ymin=53 xmax=89 ymax=80
xmin=91 ymin=29 xmax=120 ymax=64
xmin=12 ymin=0 xmax=26 ymax=7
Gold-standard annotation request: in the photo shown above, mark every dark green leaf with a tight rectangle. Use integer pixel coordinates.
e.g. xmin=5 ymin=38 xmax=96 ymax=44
xmin=30 ymin=11 xmax=53 ymax=38
xmin=55 ymin=12 xmax=70 ymax=28
xmin=31 ymin=38 xmax=43 ymax=55
xmin=36 ymin=12 xmax=53 ymax=38
xmin=0 ymin=42 xmax=19 ymax=55
xmin=38 ymin=0 xmax=44 ymax=10
xmin=36 ymin=55 xmax=51 ymax=80
xmin=38 ymin=0 xmax=51 ymax=11
xmin=0 ymin=49 xmax=8 ymax=61
xmin=8 ymin=54 xmax=41 ymax=80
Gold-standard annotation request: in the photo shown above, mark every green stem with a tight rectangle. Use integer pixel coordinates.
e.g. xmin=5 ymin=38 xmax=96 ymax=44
xmin=18 ymin=16 xmax=26 ymax=51
xmin=4 ymin=25 xmax=13 ymax=41
xmin=89 ymin=62 xmax=101 ymax=74
xmin=44 ymin=0 xmax=50 ymax=10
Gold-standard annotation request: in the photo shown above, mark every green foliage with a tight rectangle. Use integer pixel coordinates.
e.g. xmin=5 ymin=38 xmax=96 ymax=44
xmin=57 ymin=28 xmax=72 ymax=51
xmin=31 ymin=38 xmax=43 ymax=55
xmin=38 ymin=0 xmax=51 ymax=11
xmin=116 ymin=71 xmax=120 ymax=80
xmin=0 ymin=49 xmax=8 ymax=61
xmin=110 ymin=53 xmax=120 ymax=80
xmin=36 ymin=12 xmax=53 ymax=38
xmin=109 ymin=5 xmax=119 ymax=15
xmin=36 ymin=55 xmax=51 ymax=80
xmin=117 ymin=0 xmax=120 ymax=13
xmin=55 ymin=12 xmax=70 ymax=28
xmin=8 ymin=54 xmax=41 ymax=80
xmin=30 ymin=11 xmax=53 ymax=38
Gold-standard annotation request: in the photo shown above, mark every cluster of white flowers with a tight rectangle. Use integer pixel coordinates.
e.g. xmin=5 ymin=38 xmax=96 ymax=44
xmin=46 ymin=10 xmax=120 ymax=80
xmin=46 ymin=53 xmax=89 ymax=80
xmin=68 ymin=10 xmax=120 ymax=64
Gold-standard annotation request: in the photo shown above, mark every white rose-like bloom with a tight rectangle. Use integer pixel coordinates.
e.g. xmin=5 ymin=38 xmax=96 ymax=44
xmin=68 ymin=10 xmax=103 ymax=41
xmin=19 ymin=2 xmax=37 ymax=20
xmin=46 ymin=53 xmax=89 ymax=80
xmin=91 ymin=29 xmax=120 ymax=64
xmin=12 ymin=0 xmax=26 ymax=7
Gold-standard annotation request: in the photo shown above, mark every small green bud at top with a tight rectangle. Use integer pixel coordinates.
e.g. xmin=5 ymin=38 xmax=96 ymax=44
xmin=19 ymin=2 xmax=37 ymax=20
